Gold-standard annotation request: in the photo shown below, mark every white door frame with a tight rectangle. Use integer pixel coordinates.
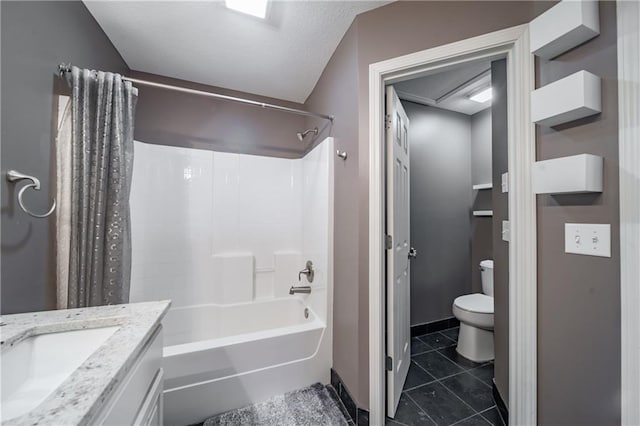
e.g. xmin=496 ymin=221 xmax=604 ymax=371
xmin=617 ymin=1 xmax=640 ymax=424
xmin=368 ymin=25 xmax=537 ymax=426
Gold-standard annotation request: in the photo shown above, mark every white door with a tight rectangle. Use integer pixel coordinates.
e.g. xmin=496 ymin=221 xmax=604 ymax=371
xmin=385 ymin=85 xmax=413 ymax=417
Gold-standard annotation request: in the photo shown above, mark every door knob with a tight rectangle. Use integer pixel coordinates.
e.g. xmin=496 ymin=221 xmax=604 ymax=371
xmin=408 ymin=247 xmax=417 ymax=259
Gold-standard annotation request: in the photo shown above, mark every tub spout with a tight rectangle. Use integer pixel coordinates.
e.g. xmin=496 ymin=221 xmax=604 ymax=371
xmin=289 ymin=285 xmax=311 ymax=295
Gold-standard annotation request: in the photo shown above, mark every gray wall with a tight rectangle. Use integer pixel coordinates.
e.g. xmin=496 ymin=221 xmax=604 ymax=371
xmin=491 ymin=59 xmax=510 ymax=406
xmin=403 ymin=102 xmax=472 ymax=326
xmin=471 ymin=109 xmax=492 ymax=186
xmin=470 ymin=108 xmax=493 ymax=294
xmin=1 ymin=1 xmax=129 ymax=314
xmin=304 ymin=21 xmax=361 ymax=401
xmin=0 ymin=2 xmax=310 ymax=315
xmin=305 ymin=1 xmax=550 ymax=407
xmin=131 ymin=71 xmax=306 ymax=158
xmin=354 ymin=4 xmax=548 ymax=404
xmin=535 ymin=2 xmax=620 ymax=424
xmin=4 ymin=3 xmax=621 ymax=421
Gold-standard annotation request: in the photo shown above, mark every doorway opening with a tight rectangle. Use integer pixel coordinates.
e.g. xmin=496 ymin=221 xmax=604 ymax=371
xmin=368 ymin=25 xmax=536 ymax=426
xmin=385 ymin=57 xmax=506 ymax=425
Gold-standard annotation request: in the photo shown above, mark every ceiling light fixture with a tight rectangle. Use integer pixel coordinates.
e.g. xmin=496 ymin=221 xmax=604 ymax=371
xmin=469 ymin=87 xmax=492 ymax=103
xmin=225 ymin=0 xmax=268 ymax=19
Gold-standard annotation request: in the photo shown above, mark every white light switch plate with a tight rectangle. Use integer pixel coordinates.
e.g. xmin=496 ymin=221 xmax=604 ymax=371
xmin=564 ymin=223 xmax=611 ymax=257
xmin=501 ymin=172 xmax=509 ymax=193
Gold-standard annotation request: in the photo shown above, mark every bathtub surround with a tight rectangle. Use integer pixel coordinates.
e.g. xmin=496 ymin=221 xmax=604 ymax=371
xmin=131 ymin=138 xmax=334 ymax=424
xmin=129 ymin=143 xmax=304 ymax=305
xmin=130 ymin=139 xmax=333 ymax=311
xmin=0 ymin=1 xmax=129 ymax=314
xmin=0 ymin=301 xmax=170 ymax=425
xmin=203 ymin=383 xmax=349 ymax=426
xmin=56 ymin=65 xmax=137 ymax=309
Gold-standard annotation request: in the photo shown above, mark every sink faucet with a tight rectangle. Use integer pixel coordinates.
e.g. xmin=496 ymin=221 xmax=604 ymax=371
xmin=289 ymin=285 xmax=312 ymax=295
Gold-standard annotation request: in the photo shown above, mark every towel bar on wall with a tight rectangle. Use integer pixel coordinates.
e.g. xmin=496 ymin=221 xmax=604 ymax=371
xmin=6 ymin=170 xmax=56 ymax=218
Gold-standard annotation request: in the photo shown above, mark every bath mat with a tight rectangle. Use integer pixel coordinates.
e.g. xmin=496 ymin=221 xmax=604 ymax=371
xmin=203 ymin=383 xmax=350 ymax=426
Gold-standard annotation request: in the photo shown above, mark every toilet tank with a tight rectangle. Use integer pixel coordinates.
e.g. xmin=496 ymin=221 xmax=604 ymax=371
xmin=480 ymin=260 xmax=494 ymax=296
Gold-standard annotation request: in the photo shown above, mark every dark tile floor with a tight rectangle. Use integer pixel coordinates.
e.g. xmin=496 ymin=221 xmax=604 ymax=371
xmin=387 ymin=327 xmax=499 ymax=426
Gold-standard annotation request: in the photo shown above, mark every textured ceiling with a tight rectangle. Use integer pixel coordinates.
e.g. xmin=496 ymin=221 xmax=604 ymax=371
xmin=395 ymin=60 xmax=492 ymax=115
xmin=84 ymin=1 xmax=391 ymax=103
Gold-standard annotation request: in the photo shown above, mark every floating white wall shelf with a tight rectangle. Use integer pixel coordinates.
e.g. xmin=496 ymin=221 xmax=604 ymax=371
xmin=531 ymin=71 xmax=601 ymax=127
xmin=473 ymin=210 xmax=493 ymax=217
xmin=530 ymin=0 xmax=600 ymax=59
xmin=472 ymin=183 xmax=492 ymax=190
xmin=533 ymin=153 xmax=603 ymax=194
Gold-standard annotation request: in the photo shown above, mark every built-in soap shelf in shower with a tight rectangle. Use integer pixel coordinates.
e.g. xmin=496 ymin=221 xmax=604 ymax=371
xmin=473 ymin=210 xmax=493 ymax=217
xmin=472 ymin=183 xmax=492 ymax=190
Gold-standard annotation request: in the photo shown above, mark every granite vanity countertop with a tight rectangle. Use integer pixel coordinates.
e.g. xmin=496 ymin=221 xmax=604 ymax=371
xmin=0 ymin=300 xmax=171 ymax=426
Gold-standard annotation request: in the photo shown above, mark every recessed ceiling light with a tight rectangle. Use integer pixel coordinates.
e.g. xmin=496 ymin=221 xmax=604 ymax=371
xmin=469 ymin=87 xmax=492 ymax=103
xmin=225 ymin=0 xmax=268 ymax=19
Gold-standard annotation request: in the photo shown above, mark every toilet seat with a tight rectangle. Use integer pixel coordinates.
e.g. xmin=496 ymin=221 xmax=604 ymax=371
xmin=453 ymin=293 xmax=493 ymax=314
xmin=453 ymin=294 xmax=494 ymax=330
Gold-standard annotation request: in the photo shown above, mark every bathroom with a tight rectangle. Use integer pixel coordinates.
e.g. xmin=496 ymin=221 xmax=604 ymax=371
xmin=0 ymin=1 xmax=634 ymax=426
xmin=386 ymin=58 xmax=506 ymax=423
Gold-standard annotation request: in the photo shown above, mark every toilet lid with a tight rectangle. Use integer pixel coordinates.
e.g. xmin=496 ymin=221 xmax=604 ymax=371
xmin=454 ymin=293 xmax=493 ymax=314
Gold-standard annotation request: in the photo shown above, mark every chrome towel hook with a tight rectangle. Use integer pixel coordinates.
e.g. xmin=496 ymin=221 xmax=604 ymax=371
xmin=6 ymin=170 xmax=56 ymax=218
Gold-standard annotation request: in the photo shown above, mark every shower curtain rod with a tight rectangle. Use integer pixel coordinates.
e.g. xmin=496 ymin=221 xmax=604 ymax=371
xmin=57 ymin=64 xmax=334 ymax=122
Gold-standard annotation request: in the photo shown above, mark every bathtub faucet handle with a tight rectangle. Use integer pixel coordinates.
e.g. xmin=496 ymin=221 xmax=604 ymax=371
xmin=298 ymin=260 xmax=315 ymax=283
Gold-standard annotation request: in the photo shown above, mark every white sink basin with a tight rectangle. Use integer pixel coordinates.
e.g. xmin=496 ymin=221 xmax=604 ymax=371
xmin=1 ymin=325 xmax=119 ymax=421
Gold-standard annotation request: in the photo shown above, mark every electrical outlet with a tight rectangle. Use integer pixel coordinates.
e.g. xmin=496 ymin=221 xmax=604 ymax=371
xmin=564 ymin=223 xmax=611 ymax=257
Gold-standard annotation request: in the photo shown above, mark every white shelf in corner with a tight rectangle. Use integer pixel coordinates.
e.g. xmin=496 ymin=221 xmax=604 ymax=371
xmin=473 ymin=210 xmax=493 ymax=217
xmin=472 ymin=183 xmax=492 ymax=190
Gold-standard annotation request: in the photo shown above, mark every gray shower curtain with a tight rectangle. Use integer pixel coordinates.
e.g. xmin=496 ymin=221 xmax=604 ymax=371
xmin=59 ymin=66 xmax=137 ymax=308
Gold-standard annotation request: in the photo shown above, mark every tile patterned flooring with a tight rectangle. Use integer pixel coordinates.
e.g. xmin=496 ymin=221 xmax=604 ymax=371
xmin=386 ymin=327 xmax=500 ymax=426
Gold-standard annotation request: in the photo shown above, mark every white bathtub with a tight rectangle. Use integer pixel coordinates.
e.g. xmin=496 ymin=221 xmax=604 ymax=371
xmin=162 ymin=297 xmax=330 ymax=425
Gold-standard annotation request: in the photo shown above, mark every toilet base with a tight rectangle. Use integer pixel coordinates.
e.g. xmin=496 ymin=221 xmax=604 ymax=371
xmin=456 ymin=323 xmax=494 ymax=362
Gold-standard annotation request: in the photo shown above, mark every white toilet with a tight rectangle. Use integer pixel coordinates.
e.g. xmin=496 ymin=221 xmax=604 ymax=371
xmin=452 ymin=260 xmax=494 ymax=362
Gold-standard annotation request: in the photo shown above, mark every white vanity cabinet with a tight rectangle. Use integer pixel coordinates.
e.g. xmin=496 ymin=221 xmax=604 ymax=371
xmin=94 ymin=326 xmax=164 ymax=426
